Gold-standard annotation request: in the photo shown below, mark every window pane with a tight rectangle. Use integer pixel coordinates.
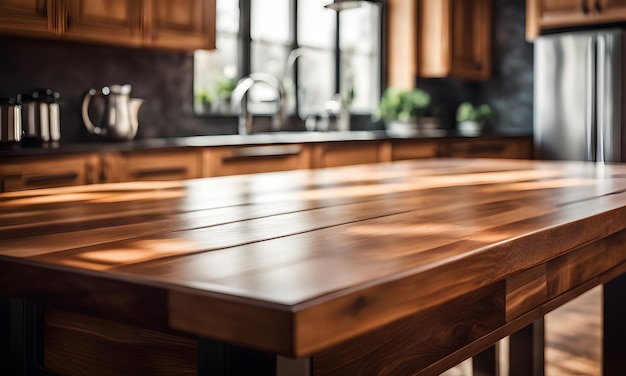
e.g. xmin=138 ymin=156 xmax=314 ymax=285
xmin=251 ymin=41 xmax=290 ymax=80
xmin=340 ymin=3 xmax=380 ymax=113
xmin=298 ymin=0 xmax=336 ymax=49
xmin=339 ymin=3 xmax=379 ymax=53
xmin=194 ymin=0 xmax=240 ymax=115
xmin=251 ymin=0 xmax=291 ymax=43
xmin=341 ymin=52 xmax=378 ymax=113
xmin=298 ymin=49 xmax=335 ymax=116
xmin=216 ymin=0 xmax=239 ymax=33
xmin=250 ymin=41 xmax=291 ymax=114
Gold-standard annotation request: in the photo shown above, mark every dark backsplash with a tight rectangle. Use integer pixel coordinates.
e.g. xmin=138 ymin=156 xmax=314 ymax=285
xmin=0 ymin=36 xmax=237 ymax=142
xmin=0 ymin=0 xmax=532 ymax=143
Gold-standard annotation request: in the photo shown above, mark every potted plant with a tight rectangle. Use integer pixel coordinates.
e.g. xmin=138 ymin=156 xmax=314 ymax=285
xmin=194 ymin=89 xmax=213 ymax=114
xmin=375 ymin=87 xmax=439 ymax=136
xmin=215 ymin=77 xmax=238 ymax=113
xmin=455 ymin=102 xmax=495 ymax=135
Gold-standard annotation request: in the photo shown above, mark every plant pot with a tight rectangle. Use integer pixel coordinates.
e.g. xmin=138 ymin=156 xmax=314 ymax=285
xmin=457 ymin=120 xmax=484 ymax=136
xmin=386 ymin=117 xmax=441 ymax=137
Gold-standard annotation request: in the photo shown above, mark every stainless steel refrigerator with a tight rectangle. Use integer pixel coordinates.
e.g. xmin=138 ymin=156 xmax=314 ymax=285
xmin=534 ymin=29 xmax=626 ymax=162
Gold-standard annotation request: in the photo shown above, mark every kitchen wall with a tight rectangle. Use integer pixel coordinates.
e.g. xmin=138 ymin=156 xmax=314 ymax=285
xmin=0 ymin=0 xmax=532 ymax=143
xmin=0 ymin=35 xmax=237 ymax=142
xmin=418 ymin=0 xmax=533 ymax=133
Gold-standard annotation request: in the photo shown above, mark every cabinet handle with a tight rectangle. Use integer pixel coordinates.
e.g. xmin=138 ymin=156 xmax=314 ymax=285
xmin=222 ymin=145 xmax=302 ymax=163
xmin=451 ymin=143 xmax=507 ymax=155
xmin=581 ymin=0 xmax=590 ymax=13
xmin=23 ymin=172 xmax=79 ymax=185
xmin=132 ymin=167 xmax=188 ymax=179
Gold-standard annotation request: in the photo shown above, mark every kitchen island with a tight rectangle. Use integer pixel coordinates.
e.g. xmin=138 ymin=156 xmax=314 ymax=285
xmin=1 ymin=158 xmax=626 ymax=375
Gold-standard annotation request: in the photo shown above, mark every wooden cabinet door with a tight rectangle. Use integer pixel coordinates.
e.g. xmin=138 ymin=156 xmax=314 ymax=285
xmin=539 ymin=0 xmax=590 ymax=22
xmin=145 ymin=0 xmax=215 ymax=50
xmin=597 ymin=0 xmax=626 ymax=14
xmin=103 ymin=149 xmax=202 ymax=183
xmin=311 ymin=142 xmax=385 ymax=168
xmin=442 ymin=138 xmax=533 ymax=160
xmin=0 ymin=0 xmax=56 ymax=36
xmin=391 ymin=140 xmax=440 ymax=161
xmin=416 ymin=0 xmax=492 ymax=81
xmin=449 ymin=0 xmax=492 ymax=80
xmin=0 ymin=154 xmax=100 ymax=192
xmin=63 ymin=0 xmax=142 ymax=46
xmin=528 ymin=0 xmax=626 ymax=39
xmin=203 ymin=145 xmax=310 ymax=177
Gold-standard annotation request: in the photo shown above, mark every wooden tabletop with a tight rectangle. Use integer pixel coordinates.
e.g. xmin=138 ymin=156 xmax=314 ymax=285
xmin=2 ymin=158 xmax=626 ymax=361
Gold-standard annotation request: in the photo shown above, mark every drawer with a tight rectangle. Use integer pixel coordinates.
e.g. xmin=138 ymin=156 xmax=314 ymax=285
xmin=0 ymin=154 xmax=99 ymax=192
xmin=103 ymin=149 xmax=202 ymax=183
xmin=203 ymin=144 xmax=310 ymax=177
xmin=311 ymin=141 xmax=384 ymax=168
xmin=391 ymin=140 xmax=440 ymax=160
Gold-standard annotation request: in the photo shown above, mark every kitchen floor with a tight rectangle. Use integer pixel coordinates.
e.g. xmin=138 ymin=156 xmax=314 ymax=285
xmin=443 ymin=286 xmax=602 ymax=376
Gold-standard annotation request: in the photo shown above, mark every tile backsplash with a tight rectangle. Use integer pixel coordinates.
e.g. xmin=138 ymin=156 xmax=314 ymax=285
xmin=0 ymin=35 xmax=236 ymax=142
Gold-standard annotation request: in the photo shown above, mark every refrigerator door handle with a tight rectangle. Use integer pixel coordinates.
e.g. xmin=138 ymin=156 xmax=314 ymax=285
xmin=597 ymin=34 xmax=606 ymax=164
xmin=586 ymin=37 xmax=596 ymax=162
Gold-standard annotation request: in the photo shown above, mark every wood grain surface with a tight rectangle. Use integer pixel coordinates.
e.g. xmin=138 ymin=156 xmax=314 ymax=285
xmin=2 ymin=158 xmax=626 ymax=365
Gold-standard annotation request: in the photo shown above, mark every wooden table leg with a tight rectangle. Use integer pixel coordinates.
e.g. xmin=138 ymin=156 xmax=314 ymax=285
xmin=603 ymin=272 xmax=626 ymax=376
xmin=472 ymin=318 xmax=544 ymax=376
xmin=198 ymin=338 xmax=311 ymax=376
xmin=0 ymin=296 xmax=9 ymax=375
xmin=509 ymin=319 xmax=544 ymax=376
xmin=473 ymin=345 xmax=497 ymax=376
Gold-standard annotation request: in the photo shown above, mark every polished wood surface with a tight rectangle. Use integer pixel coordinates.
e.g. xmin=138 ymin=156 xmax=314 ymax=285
xmin=2 ymin=159 xmax=626 ymax=370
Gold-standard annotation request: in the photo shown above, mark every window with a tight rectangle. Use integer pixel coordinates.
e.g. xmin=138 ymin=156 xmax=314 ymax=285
xmin=194 ymin=0 xmax=382 ymax=122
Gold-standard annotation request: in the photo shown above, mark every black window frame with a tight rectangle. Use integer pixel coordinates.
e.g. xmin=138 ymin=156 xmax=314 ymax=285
xmin=237 ymin=0 xmax=386 ymax=118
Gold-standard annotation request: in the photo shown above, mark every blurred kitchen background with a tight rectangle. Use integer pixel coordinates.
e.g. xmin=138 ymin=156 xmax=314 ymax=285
xmin=0 ymin=0 xmax=532 ymax=143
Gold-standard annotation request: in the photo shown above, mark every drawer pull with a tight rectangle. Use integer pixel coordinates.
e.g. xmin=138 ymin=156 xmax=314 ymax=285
xmin=582 ymin=0 xmax=590 ymax=13
xmin=223 ymin=145 xmax=302 ymax=163
xmin=23 ymin=172 xmax=79 ymax=185
xmin=133 ymin=167 xmax=188 ymax=179
xmin=452 ymin=143 xmax=507 ymax=154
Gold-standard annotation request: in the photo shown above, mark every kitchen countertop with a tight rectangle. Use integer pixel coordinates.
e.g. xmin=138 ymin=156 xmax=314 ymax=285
xmin=0 ymin=129 xmax=532 ymax=158
xmin=1 ymin=158 xmax=625 ymax=375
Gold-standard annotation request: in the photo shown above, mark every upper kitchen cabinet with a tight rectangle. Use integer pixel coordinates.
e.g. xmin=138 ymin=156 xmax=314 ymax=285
xmin=419 ymin=0 xmax=492 ymax=80
xmin=0 ymin=0 xmax=58 ymax=37
xmin=62 ymin=0 xmax=143 ymax=47
xmin=144 ymin=0 xmax=216 ymax=50
xmin=0 ymin=0 xmax=216 ymax=51
xmin=527 ymin=0 xmax=626 ymax=40
xmin=387 ymin=0 xmax=492 ymax=87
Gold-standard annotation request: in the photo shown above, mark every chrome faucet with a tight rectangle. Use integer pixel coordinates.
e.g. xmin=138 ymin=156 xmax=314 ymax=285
xmin=231 ymin=73 xmax=285 ymax=135
xmin=283 ymin=48 xmax=309 ymax=121
xmin=322 ymin=93 xmax=350 ymax=132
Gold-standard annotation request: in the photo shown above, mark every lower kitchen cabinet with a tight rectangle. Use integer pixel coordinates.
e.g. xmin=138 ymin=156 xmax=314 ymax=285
xmin=0 ymin=136 xmax=533 ymax=192
xmin=102 ymin=149 xmax=202 ymax=182
xmin=202 ymin=144 xmax=311 ymax=177
xmin=442 ymin=137 xmax=533 ymax=159
xmin=311 ymin=141 xmax=390 ymax=168
xmin=0 ymin=154 xmax=99 ymax=192
xmin=390 ymin=139 xmax=440 ymax=160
